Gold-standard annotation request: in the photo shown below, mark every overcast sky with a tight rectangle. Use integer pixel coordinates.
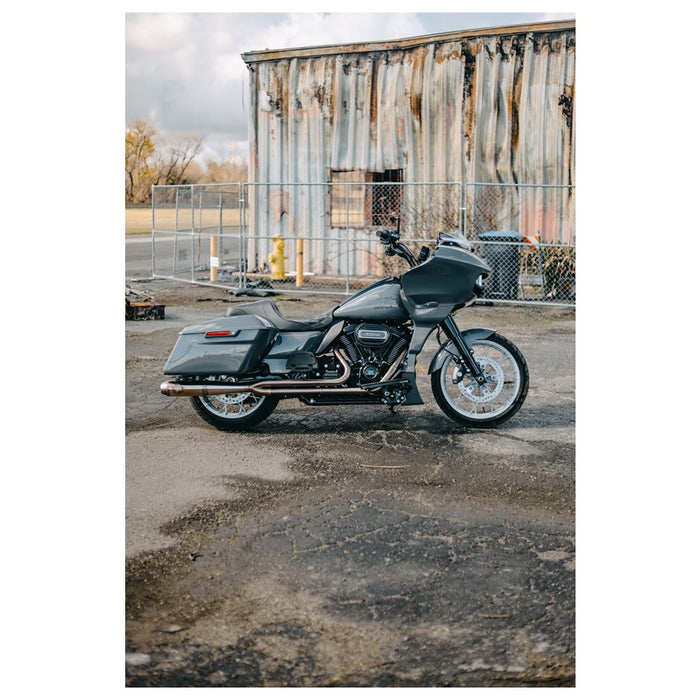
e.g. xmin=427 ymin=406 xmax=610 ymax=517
xmin=125 ymin=11 xmax=575 ymax=163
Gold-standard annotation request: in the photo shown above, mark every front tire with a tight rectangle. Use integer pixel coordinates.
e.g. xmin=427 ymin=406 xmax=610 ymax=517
xmin=190 ymin=379 xmax=279 ymax=431
xmin=431 ymin=332 xmax=528 ymax=428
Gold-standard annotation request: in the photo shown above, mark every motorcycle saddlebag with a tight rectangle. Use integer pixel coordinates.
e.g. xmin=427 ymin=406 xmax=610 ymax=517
xmin=164 ymin=315 xmax=277 ymax=376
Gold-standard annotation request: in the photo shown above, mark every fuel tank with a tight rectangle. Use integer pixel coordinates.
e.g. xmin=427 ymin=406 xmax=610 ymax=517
xmin=333 ymin=278 xmax=409 ymax=323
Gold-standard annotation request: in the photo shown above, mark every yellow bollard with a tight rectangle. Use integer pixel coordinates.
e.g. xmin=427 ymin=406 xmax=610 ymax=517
xmin=296 ymin=238 xmax=304 ymax=287
xmin=209 ymin=236 xmax=218 ymax=282
xmin=268 ymin=237 xmax=287 ymax=281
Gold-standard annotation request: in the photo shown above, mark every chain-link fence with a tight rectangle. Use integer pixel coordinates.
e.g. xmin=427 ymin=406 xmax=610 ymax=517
xmin=150 ymin=182 xmax=575 ymax=305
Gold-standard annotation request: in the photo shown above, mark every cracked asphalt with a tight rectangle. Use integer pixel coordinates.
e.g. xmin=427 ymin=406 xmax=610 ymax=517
xmin=125 ymin=280 xmax=575 ymax=687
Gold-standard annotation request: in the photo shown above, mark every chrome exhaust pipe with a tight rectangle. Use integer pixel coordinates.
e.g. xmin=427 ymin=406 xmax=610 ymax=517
xmin=161 ymin=350 xmax=358 ymax=397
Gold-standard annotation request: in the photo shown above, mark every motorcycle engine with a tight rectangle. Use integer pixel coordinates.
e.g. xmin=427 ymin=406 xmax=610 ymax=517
xmin=338 ymin=323 xmax=410 ymax=384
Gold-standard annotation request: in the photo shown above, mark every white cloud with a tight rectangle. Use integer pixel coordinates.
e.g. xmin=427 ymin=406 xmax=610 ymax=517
xmin=126 ymin=14 xmax=192 ymax=52
xmin=250 ymin=12 xmax=426 ymax=52
xmin=212 ymin=53 xmax=242 ymax=84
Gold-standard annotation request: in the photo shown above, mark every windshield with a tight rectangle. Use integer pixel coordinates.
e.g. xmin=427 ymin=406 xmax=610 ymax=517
xmin=437 ymin=230 xmax=473 ymax=251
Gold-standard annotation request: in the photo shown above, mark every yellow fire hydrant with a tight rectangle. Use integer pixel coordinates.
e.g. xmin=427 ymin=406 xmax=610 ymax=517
xmin=268 ymin=237 xmax=287 ymax=281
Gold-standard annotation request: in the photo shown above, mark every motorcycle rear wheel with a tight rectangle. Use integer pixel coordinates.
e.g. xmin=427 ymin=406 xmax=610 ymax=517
xmin=190 ymin=385 xmax=279 ymax=432
xmin=431 ymin=333 xmax=528 ymax=428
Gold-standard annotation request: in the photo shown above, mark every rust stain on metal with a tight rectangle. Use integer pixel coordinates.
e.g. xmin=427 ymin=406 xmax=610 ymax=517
xmin=241 ymin=19 xmax=576 ymax=257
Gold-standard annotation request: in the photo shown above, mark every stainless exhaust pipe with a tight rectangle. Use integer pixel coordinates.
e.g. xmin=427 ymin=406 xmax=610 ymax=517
xmin=161 ymin=346 xmax=411 ymax=399
xmin=161 ymin=350 xmax=357 ymax=397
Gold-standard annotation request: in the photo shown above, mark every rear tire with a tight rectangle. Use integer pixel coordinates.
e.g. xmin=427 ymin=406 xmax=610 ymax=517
xmin=431 ymin=332 xmax=528 ymax=428
xmin=190 ymin=384 xmax=279 ymax=432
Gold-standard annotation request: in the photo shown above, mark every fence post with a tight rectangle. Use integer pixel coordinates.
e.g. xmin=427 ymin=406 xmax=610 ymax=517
xmin=240 ymin=181 xmax=248 ymax=290
xmin=190 ymin=185 xmax=195 ymax=281
xmin=197 ymin=188 xmax=203 ymax=270
xmin=151 ymin=185 xmax=156 ymax=278
xmin=345 ymin=183 xmax=350 ymax=294
xmin=172 ymin=187 xmax=179 ymax=276
xmin=218 ymin=189 xmax=223 ymax=275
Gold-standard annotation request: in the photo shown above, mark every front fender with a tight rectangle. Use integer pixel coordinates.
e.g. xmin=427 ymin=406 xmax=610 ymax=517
xmin=428 ymin=328 xmax=496 ymax=374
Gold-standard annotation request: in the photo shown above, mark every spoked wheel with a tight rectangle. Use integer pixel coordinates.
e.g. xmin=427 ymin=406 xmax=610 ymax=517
xmin=190 ymin=376 xmax=279 ymax=431
xmin=431 ymin=333 xmax=528 ymax=428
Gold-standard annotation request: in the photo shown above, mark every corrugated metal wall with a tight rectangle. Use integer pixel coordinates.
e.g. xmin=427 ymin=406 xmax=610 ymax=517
xmin=243 ymin=21 xmax=575 ymax=273
xmin=464 ymin=30 xmax=575 ymax=241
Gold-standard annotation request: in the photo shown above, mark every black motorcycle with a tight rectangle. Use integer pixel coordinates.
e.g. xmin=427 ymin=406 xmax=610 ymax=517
xmin=160 ymin=225 xmax=529 ymax=431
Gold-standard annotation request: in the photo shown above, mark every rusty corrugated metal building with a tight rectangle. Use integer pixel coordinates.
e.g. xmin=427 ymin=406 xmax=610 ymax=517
xmin=242 ymin=19 xmax=575 ymax=274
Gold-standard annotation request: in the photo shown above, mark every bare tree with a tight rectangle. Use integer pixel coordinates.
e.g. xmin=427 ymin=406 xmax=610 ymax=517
xmin=126 ymin=120 xmax=206 ymax=202
xmin=158 ymin=134 xmax=205 ymax=186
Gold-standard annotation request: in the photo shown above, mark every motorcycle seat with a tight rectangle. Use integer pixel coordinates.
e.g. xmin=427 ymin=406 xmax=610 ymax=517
xmin=226 ymin=299 xmax=336 ymax=332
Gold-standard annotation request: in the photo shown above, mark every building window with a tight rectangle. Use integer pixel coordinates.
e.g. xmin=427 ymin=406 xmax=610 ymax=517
xmin=330 ymin=169 xmax=403 ymax=228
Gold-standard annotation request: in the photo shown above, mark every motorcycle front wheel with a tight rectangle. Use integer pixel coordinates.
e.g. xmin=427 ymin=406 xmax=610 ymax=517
xmin=431 ymin=333 xmax=529 ymax=428
xmin=190 ymin=379 xmax=279 ymax=431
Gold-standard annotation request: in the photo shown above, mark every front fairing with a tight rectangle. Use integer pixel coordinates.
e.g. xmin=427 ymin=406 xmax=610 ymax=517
xmin=400 ymin=238 xmax=491 ymax=308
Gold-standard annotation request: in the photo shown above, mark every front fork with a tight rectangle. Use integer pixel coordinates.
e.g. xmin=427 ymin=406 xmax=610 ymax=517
xmin=439 ymin=315 xmax=488 ymax=386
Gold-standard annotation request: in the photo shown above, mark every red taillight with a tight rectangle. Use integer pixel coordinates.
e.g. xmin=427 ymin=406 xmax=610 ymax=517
xmin=205 ymin=330 xmax=231 ymax=337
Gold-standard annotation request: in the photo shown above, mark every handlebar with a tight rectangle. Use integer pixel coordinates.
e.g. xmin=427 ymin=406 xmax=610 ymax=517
xmin=376 ymin=226 xmax=476 ymax=271
xmin=376 ymin=229 xmax=399 ymax=246
xmin=375 ymin=229 xmax=417 ymax=267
